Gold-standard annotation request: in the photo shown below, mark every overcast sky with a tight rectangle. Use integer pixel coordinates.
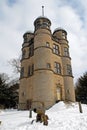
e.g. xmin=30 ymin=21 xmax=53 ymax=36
xmin=0 ymin=0 xmax=87 ymax=82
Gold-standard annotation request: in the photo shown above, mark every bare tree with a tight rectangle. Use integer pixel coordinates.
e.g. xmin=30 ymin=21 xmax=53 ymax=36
xmin=9 ymin=56 xmax=21 ymax=74
xmin=0 ymin=73 xmax=9 ymax=83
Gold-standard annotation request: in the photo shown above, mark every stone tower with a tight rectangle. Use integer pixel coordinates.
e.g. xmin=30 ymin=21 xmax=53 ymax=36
xmin=19 ymin=16 xmax=75 ymax=110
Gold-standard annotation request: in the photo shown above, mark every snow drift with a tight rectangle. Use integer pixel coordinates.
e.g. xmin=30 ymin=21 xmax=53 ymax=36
xmin=0 ymin=101 xmax=87 ymax=130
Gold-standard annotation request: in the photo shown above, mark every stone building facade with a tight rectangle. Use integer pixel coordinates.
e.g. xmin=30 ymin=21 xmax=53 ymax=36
xmin=19 ymin=16 xmax=75 ymax=110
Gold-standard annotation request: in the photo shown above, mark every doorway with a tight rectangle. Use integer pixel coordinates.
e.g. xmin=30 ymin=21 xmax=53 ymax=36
xmin=56 ymin=86 xmax=62 ymax=101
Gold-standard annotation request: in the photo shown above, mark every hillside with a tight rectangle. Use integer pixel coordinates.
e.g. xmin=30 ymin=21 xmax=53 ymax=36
xmin=0 ymin=102 xmax=87 ymax=130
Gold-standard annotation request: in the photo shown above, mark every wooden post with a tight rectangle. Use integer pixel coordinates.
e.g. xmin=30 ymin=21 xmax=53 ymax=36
xmin=27 ymin=99 xmax=32 ymax=118
xmin=29 ymin=100 xmax=32 ymax=118
xmin=78 ymin=102 xmax=83 ymax=113
xmin=29 ymin=108 xmax=32 ymax=118
xmin=0 ymin=121 xmax=2 ymax=125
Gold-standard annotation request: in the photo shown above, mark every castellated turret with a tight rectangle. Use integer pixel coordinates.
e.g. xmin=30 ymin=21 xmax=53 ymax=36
xmin=19 ymin=16 xmax=75 ymax=110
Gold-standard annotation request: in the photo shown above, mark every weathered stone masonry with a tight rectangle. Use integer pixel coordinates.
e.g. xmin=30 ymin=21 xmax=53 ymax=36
xmin=19 ymin=16 xmax=75 ymax=110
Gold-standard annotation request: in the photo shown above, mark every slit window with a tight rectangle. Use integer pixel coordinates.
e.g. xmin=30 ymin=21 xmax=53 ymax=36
xmin=29 ymin=44 xmax=34 ymax=57
xmin=20 ymin=67 xmax=24 ymax=78
xmin=28 ymin=64 xmax=34 ymax=76
xmin=22 ymin=50 xmax=26 ymax=59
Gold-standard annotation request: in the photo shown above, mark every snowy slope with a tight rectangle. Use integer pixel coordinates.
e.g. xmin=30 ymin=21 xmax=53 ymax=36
xmin=0 ymin=102 xmax=87 ymax=130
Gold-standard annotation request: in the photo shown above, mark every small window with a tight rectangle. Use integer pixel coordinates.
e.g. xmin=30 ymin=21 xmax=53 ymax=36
xmin=62 ymin=32 xmax=66 ymax=39
xmin=29 ymin=44 xmax=34 ymax=58
xmin=64 ymin=47 xmax=69 ymax=56
xmin=28 ymin=66 xmax=31 ymax=76
xmin=28 ymin=64 xmax=34 ymax=77
xmin=53 ymin=44 xmax=59 ymax=55
xmin=20 ymin=67 xmax=24 ymax=78
xmin=22 ymin=92 xmax=25 ymax=96
xmin=67 ymin=89 xmax=69 ymax=94
xmin=42 ymin=22 xmax=49 ymax=28
xmin=40 ymin=22 xmax=50 ymax=29
xmin=67 ymin=64 xmax=72 ymax=75
xmin=29 ymin=38 xmax=34 ymax=45
xmin=31 ymin=64 xmax=34 ymax=75
xmin=24 ymin=36 xmax=27 ymax=43
xmin=46 ymin=42 xmax=50 ymax=47
xmin=66 ymin=89 xmax=69 ymax=94
xmin=54 ymin=62 xmax=61 ymax=74
xmin=47 ymin=63 xmax=51 ymax=69
xmin=22 ymin=50 xmax=26 ymax=59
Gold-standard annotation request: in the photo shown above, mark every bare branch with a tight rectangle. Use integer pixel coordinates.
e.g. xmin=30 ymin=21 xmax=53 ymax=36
xmin=8 ymin=56 xmax=21 ymax=74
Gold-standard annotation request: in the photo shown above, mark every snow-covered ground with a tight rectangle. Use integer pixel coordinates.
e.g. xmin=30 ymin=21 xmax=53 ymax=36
xmin=0 ymin=102 xmax=87 ymax=130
